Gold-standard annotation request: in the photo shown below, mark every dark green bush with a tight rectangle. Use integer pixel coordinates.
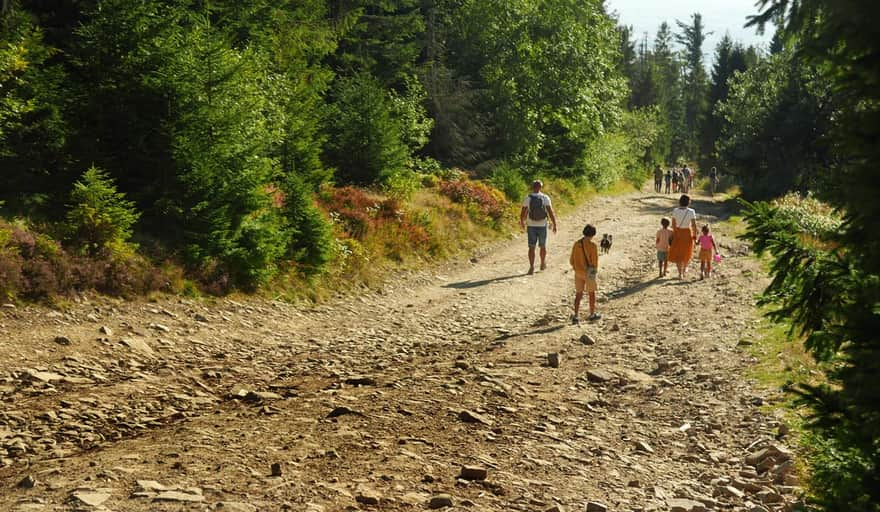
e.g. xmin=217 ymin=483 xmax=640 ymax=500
xmin=324 ymin=73 xmax=409 ymax=187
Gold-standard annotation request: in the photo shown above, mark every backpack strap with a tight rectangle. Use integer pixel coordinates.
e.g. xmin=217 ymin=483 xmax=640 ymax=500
xmin=580 ymin=240 xmax=593 ymax=268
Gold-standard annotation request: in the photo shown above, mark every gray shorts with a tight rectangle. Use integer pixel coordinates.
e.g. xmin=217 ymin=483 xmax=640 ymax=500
xmin=657 ymin=250 xmax=668 ymax=262
xmin=527 ymin=226 xmax=548 ymax=247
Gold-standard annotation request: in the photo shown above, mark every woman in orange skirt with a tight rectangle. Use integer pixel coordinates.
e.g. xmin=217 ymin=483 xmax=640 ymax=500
xmin=668 ymin=194 xmax=698 ymax=279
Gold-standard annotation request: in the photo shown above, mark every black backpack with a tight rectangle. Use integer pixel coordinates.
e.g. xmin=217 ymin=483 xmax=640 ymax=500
xmin=528 ymin=193 xmax=547 ymax=221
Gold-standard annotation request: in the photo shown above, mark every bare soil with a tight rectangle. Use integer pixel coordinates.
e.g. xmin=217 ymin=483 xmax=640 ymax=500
xmin=0 ymin=187 xmax=801 ymax=512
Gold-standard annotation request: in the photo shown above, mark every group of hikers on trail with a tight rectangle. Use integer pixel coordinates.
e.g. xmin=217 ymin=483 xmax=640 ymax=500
xmin=519 ymin=180 xmax=720 ymax=325
xmin=653 ymin=165 xmax=720 ymax=196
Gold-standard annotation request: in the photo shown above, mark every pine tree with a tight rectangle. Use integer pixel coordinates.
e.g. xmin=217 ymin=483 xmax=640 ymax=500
xmin=675 ymin=13 xmax=710 ymax=161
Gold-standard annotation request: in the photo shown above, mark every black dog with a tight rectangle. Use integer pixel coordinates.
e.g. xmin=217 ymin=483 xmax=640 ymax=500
xmin=600 ymin=234 xmax=613 ymax=254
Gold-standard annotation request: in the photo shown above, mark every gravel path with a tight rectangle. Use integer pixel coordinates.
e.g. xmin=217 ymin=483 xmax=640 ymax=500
xmin=0 ymin=188 xmax=801 ymax=512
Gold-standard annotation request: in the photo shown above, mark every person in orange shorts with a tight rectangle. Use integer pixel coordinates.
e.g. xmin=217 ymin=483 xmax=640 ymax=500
xmin=697 ymin=224 xmax=719 ymax=279
xmin=569 ymin=224 xmax=600 ymax=324
xmin=668 ymin=194 xmax=698 ymax=279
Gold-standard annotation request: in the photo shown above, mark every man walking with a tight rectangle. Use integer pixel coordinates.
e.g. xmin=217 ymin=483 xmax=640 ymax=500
xmin=520 ymin=180 xmax=558 ymax=274
xmin=653 ymin=165 xmax=663 ymax=193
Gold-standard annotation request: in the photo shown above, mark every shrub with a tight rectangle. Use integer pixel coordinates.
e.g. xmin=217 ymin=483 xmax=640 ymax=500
xmin=489 ymin=163 xmax=528 ymax=201
xmin=771 ymin=192 xmax=842 ymax=238
xmin=0 ymin=218 xmax=172 ymax=299
xmin=66 ymin=166 xmax=141 ymax=255
xmin=281 ymin=176 xmax=334 ymax=274
xmin=438 ymin=178 xmax=507 ymax=222
xmin=325 ymin=73 xmax=409 ymax=187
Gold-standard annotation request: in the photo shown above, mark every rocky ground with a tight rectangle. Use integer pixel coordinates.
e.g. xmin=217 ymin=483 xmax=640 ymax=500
xmin=0 ymin=188 xmax=803 ymax=512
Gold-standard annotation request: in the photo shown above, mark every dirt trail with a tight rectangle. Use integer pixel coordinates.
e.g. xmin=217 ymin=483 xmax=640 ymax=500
xmin=0 ymin=187 xmax=800 ymax=512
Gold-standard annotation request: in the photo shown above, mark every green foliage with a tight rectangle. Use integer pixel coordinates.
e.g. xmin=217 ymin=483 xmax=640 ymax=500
xmin=738 ymin=2 xmax=880 ymax=507
xmin=771 ymin=193 xmax=843 ymax=238
xmin=66 ymin=166 xmax=140 ymax=255
xmin=157 ymin=18 xmax=289 ymax=287
xmin=489 ymin=163 xmax=528 ymax=202
xmin=716 ymin=48 xmax=833 ymax=198
xmin=675 ymin=14 xmax=710 ymax=161
xmin=325 ymin=73 xmax=409 ymax=187
xmin=453 ymin=0 xmax=626 ymax=167
xmin=0 ymin=8 xmax=68 ymax=212
xmin=2 ymin=0 xmax=640 ymax=294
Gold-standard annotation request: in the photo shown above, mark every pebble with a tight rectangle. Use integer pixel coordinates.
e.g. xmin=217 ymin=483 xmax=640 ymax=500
xmin=579 ymin=333 xmax=596 ymax=345
xmin=53 ymin=336 xmax=72 ymax=346
xmin=356 ymin=490 xmax=381 ymax=505
xmin=547 ymin=353 xmax=561 ymax=368
xmin=17 ymin=475 xmax=36 ymax=489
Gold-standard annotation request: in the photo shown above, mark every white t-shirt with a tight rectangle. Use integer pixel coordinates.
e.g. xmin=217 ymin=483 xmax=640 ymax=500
xmin=672 ymin=207 xmax=696 ymax=229
xmin=522 ymin=192 xmax=552 ymax=227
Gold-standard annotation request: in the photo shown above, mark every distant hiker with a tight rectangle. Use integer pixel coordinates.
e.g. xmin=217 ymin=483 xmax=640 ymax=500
xmin=685 ymin=165 xmax=695 ymax=191
xmin=709 ymin=166 xmax=719 ymax=196
xmin=520 ymin=180 xmax=558 ymax=275
xmin=654 ymin=165 xmax=664 ymax=193
xmin=668 ymin=194 xmax=698 ymax=280
xmin=656 ymin=217 xmax=673 ymax=278
xmin=697 ymin=224 xmax=720 ymax=279
xmin=570 ymin=224 xmax=601 ymax=324
xmin=664 ymin=169 xmax=672 ymax=194
xmin=681 ymin=166 xmax=691 ymax=193
xmin=673 ymin=170 xmax=683 ymax=193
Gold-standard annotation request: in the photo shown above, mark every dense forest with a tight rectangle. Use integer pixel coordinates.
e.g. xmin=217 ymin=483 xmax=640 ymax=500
xmin=1 ymin=0 xmax=774 ymax=295
xmin=2 ymin=0 xmax=879 ymax=509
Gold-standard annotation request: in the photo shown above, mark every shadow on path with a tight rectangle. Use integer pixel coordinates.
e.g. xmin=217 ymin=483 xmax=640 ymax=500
xmin=628 ymin=194 xmax=741 ymax=224
xmin=606 ymin=277 xmax=662 ymax=300
xmin=495 ymin=324 xmax=565 ymax=341
xmin=443 ymin=273 xmax=525 ymax=289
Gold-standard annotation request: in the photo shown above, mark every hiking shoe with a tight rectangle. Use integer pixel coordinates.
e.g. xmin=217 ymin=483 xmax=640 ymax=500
xmin=588 ymin=313 xmax=602 ymax=321
xmin=540 ymin=263 xmax=547 ymax=271
xmin=570 ymin=315 xmax=580 ymax=325
xmin=527 ymin=267 xmax=534 ymax=275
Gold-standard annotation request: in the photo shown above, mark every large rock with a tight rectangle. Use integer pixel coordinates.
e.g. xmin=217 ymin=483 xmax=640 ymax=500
xmin=585 ymin=369 xmax=614 ymax=383
xmin=586 ymin=502 xmax=608 ymax=512
xmin=428 ymin=494 xmax=454 ymax=509
xmin=459 ymin=466 xmax=488 ymax=481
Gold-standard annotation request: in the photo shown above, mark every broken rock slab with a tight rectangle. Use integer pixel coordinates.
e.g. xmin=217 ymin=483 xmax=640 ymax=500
xmin=154 ymin=489 xmax=204 ymax=503
xmin=71 ymin=490 xmax=112 ymax=507
xmin=458 ymin=410 xmax=492 ymax=425
xmin=668 ymin=498 xmax=708 ymax=512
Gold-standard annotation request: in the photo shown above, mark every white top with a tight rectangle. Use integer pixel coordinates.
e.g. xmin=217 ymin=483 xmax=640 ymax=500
xmin=671 ymin=207 xmax=696 ymax=229
xmin=522 ymin=192 xmax=552 ymax=227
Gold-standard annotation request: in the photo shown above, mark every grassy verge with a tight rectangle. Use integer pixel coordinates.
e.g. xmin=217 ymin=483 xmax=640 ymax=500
xmin=267 ymin=177 xmax=636 ymax=302
xmin=0 ymin=176 xmax=638 ymax=304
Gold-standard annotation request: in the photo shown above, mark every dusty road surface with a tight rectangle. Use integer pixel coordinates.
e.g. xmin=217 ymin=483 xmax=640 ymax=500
xmin=0 ymin=188 xmax=802 ymax=512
